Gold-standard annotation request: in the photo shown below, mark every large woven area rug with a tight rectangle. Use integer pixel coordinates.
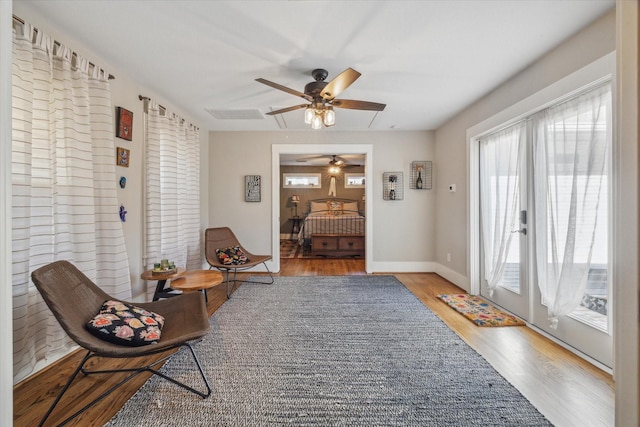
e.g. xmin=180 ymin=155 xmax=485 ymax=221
xmin=107 ymin=276 xmax=551 ymax=426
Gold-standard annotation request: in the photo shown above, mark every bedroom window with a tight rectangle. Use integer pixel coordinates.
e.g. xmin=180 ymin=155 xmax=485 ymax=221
xmin=345 ymin=173 xmax=365 ymax=188
xmin=283 ymin=173 xmax=322 ymax=188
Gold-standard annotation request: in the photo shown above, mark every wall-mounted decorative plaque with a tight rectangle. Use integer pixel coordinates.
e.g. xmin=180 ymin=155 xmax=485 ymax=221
xmin=245 ymin=175 xmax=261 ymax=202
xmin=116 ymin=147 xmax=130 ymax=167
xmin=382 ymin=172 xmax=403 ymax=200
xmin=410 ymin=161 xmax=432 ymax=190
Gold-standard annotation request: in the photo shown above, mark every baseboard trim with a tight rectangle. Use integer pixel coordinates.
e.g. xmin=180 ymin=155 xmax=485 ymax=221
xmin=370 ymin=261 xmax=437 ymax=273
xmin=432 ymin=264 xmax=469 ymax=291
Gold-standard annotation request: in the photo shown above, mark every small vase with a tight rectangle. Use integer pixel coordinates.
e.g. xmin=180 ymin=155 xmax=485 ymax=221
xmin=416 ymin=170 xmax=423 ymax=189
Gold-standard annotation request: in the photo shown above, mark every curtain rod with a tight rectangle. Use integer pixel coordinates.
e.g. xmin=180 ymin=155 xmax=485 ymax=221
xmin=138 ymin=95 xmax=165 ymax=113
xmin=138 ymin=95 xmax=199 ymax=130
xmin=12 ymin=14 xmax=115 ymax=80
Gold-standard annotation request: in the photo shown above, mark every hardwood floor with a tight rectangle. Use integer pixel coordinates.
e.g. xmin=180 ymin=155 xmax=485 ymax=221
xmin=13 ymin=258 xmax=614 ymax=426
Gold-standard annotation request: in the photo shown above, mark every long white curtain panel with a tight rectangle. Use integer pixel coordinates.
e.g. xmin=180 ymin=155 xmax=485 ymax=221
xmin=479 ymin=122 xmax=525 ymax=297
xmin=143 ymin=100 xmax=201 ymax=299
xmin=532 ymin=84 xmax=611 ymax=329
xmin=11 ymin=22 xmax=131 ymax=382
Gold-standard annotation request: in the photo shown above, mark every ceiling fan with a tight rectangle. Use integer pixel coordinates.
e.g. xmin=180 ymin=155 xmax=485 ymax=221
xmin=327 ymin=155 xmax=349 ymax=174
xmin=295 ymin=154 xmax=364 ymax=168
xmin=295 ymin=154 xmax=361 ymax=169
xmin=256 ymin=68 xmax=386 ymax=129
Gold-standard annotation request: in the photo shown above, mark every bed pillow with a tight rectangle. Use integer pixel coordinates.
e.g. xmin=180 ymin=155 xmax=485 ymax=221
xmin=86 ymin=300 xmax=164 ymax=346
xmin=342 ymin=202 xmax=359 ymax=214
xmin=216 ymin=246 xmax=249 ymax=265
xmin=327 ymin=201 xmax=344 ymax=215
xmin=310 ymin=201 xmax=329 ymax=215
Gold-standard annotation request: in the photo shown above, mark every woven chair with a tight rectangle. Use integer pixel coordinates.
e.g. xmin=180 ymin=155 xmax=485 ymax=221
xmin=31 ymin=260 xmax=212 ymax=427
xmin=205 ymin=227 xmax=274 ymax=297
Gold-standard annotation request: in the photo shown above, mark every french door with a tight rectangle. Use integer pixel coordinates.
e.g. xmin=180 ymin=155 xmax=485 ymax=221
xmin=478 ymin=122 xmax=529 ymax=320
xmin=479 ymin=83 xmax=612 ymax=368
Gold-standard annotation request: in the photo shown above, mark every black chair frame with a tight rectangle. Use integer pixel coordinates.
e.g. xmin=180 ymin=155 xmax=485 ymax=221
xmin=40 ymin=342 xmax=210 ymax=427
xmin=205 ymin=227 xmax=275 ymax=297
xmin=30 ymin=260 xmax=212 ymax=427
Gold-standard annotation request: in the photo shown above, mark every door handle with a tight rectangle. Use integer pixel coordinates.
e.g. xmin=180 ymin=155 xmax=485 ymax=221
xmin=511 ymin=228 xmax=527 ymax=235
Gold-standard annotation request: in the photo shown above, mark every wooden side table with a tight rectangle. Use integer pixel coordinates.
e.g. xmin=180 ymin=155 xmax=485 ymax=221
xmin=170 ymin=270 xmax=224 ymax=303
xmin=141 ymin=268 xmax=186 ymax=301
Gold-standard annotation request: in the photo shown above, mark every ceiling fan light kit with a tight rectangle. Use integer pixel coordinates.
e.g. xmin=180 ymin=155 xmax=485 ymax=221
xmin=257 ymin=68 xmax=385 ymax=129
xmin=328 ymin=165 xmax=341 ymax=175
xmin=305 ymin=103 xmax=335 ymax=128
xmin=328 ymin=155 xmax=345 ymax=174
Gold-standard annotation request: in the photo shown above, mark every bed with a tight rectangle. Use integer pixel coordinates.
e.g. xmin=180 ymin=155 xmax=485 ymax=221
xmin=297 ymin=198 xmax=366 ymax=257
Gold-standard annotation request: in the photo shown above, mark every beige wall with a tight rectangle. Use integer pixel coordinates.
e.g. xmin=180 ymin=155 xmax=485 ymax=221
xmin=434 ymin=9 xmax=616 ymax=286
xmin=208 ymin=130 xmax=436 ymax=268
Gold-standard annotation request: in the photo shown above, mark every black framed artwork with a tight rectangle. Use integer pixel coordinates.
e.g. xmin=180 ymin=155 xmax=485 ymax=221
xmin=116 ymin=107 xmax=133 ymax=141
xmin=245 ymin=175 xmax=261 ymax=202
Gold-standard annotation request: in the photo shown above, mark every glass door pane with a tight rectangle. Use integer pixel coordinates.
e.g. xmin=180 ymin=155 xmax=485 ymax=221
xmin=479 ymin=121 xmax=528 ymax=319
xmin=530 ymin=83 xmax=612 ymax=366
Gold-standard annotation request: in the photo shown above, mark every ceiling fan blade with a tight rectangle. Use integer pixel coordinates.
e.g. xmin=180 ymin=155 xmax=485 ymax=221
xmin=265 ymin=104 xmax=309 ymax=116
xmin=256 ymin=78 xmax=313 ymax=102
xmin=331 ymin=99 xmax=386 ymax=111
xmin=320 ymin=68 xmax=361 ymax=100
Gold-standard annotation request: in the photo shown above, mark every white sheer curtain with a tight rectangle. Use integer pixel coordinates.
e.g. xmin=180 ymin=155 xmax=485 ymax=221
xmin=11 ymin=22 xmax=131 ymax=382
xmin=532 ymin=84 xmax=611 ymax=328
xmin=144 ymin=101 xmax=201 ymax=298
xmin=479 ymin=122 xmax=525 ymax=296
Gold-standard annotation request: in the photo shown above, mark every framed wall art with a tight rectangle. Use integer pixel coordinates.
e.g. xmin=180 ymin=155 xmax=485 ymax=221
xmin=382 ymin=171 xmax=403 ymax=200
xmin=116 ymin=147 xmax=130 ymax=167
xmin=116 ymin=106 xmax=133 ymax=141
xmin=245 ymin=175 xmax=261 ymax=202
xmin=410 ymin=161 xmax=432 ymax=190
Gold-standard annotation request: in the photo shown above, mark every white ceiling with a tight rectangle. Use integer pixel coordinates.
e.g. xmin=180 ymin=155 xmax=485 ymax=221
xmin=17 ymin=0 xmax=614 ymax=132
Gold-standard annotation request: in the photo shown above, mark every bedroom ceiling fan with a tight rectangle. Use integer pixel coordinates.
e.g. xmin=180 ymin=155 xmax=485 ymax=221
xmin=294 ymin=154 xmax=361 ymax=172
xmin=328 ymin=155 xmax=345 ymax=174
xmin=256 ymin=68 xmax=386 ymax=129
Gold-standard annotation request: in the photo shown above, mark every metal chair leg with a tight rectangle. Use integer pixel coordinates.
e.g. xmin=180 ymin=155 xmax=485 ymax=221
xmin=38 ymin=344 xmax=211 ymax=427
xmin=38 ymin=351 xmax=93 ymax=427
xmin=214 ymin=265 xmax=275 ymax=299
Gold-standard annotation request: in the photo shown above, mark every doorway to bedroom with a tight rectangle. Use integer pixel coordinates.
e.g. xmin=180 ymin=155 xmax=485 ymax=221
xmin=271 ymin=144 xmax=373 ymax=274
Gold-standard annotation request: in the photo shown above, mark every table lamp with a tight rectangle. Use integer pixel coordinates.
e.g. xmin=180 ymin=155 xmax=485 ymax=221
xmin=291 ymin=194 xmax=300 ymax=217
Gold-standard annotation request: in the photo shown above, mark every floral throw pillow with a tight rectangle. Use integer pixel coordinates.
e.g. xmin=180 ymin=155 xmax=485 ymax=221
xmin=216 ymin=246 xmax=249 ymax=265
xmin=86 ymin=300 xmax=165 ymax=346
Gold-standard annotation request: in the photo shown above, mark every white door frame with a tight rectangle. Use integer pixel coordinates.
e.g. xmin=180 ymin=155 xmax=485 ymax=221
xmin=271 ymin=144 xmax=373 ymax=274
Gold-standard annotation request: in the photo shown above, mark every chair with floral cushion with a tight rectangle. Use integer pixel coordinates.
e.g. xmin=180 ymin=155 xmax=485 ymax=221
xmin=205 ymin=227 xmax=274 ymax=297
xmin=30 ymin=260 xmax=212 ymax=427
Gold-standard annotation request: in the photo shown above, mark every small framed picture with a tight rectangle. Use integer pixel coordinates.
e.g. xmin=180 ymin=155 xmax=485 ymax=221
xmin=116 ymin=147 xmax=130 ymax=167
xmin=245 ymin=175 xmax=261 ymax=202
xmin=116 ymin=107 xmax=133 ymax=141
